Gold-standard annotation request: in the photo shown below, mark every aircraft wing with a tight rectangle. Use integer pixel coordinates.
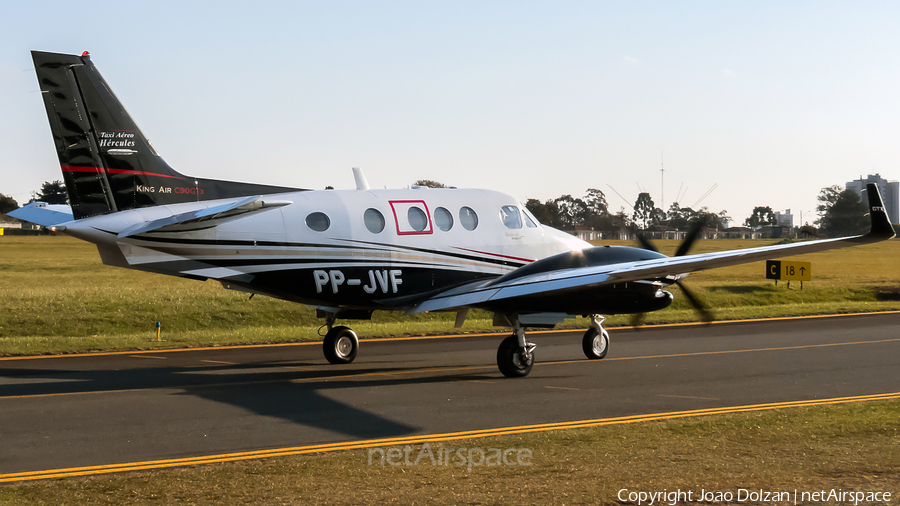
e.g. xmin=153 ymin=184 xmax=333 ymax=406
xmin=410 ymin=184 xmax=895 ymax=314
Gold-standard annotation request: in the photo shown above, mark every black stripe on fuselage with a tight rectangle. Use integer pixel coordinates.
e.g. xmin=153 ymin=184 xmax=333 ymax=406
xmin=338 ymin=238 xmax=529 ymax=269
xmin=158 ymin=257 xmax=472 ymax=270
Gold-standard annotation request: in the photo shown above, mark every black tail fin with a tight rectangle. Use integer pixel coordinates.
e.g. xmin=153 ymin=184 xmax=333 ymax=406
xmin=31 ymin=50 xmax=302 ymax=219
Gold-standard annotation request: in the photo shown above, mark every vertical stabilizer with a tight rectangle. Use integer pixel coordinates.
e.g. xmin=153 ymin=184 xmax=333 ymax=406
xmin=31 ymin=51 xmax=301 ymax=219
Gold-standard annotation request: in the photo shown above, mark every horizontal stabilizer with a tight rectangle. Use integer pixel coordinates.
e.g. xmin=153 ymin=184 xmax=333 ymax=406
xmin=8 ymin=202 xmax=74 ymax=227
xmin=117 ymin=196 xmax=292 ymax=238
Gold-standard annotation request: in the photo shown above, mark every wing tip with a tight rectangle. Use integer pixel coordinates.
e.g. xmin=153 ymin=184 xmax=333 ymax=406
xmin=864 ymin=183 xmax=896 ymax=239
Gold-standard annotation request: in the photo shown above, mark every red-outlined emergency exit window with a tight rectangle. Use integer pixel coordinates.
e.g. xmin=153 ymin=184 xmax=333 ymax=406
xmin=389 ymin=200 xmax=433 ymax=235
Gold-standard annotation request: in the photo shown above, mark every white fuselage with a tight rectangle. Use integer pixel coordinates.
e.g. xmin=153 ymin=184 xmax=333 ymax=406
xmin=64 ymin=187 xmax=589 ymax=310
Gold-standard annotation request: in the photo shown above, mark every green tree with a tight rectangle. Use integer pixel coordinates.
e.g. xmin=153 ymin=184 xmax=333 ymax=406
xmin=584 ymin=188 xmax=609 ymax=217
xmin=696 ymin=206 xmax=729 ymax=229
xmin=413 ymin=179 xmax=446 ymax=188
xmin=554 ymin=194 xmax=588 ymax=228
xmin=0 ymin=193 xmax=18 ymax=214
xmin=816 ymin=185 xmax=867 ymax=237
xmin=613 ymin=208 xmax=631 ymax=230
xmin=744 ymin=206 xmax=777 ymax=228
xmin=525 ymin=198 xmax=562 ymax=228
xmin=632 ymin=192 xmax=655 ymax=230
xmin=717 ymin=210 xmax=732 ymax=228
xmin=666 ymin=202 xmax=698 ymax=230
xmin=31 ymin=180 xmax=68 ymax=205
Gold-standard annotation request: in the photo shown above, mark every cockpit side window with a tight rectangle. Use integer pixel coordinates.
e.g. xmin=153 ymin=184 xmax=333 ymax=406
xmin=500 ymin=205 xmax=522 ymax=229
xmin=522 ymin=207 xmax=539 ymax=228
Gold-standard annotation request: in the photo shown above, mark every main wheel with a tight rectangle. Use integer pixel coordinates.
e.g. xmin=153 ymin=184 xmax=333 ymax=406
xmin=582 ymin=326 xmax=609 ymax=360
xmin=497 ymin=334 xmax=534 ymax=378
xmin=323 ymin=326 xmax=359 ymax=364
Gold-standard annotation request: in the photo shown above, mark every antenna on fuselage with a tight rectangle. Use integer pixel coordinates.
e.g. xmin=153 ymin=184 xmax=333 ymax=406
xmin=352 ymin=167 xmax=370 ymax=190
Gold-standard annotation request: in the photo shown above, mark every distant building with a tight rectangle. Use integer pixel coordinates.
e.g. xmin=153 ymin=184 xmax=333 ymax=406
xmin=846 ymin=174 xmax=899 ymax=223
xmin=774 ymin=209 xmax=793 ymax=228
xmin=570 ymin=226 xmax=603 ymax=242
xmin=723 ymin=226 xmax=756 ymax=239
xmin=0 ymin=216 xmax=24 ymax=230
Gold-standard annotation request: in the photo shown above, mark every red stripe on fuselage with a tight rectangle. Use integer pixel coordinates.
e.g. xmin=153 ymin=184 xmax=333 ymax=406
xmin=61 ymin=165 xmax=184 ymax=180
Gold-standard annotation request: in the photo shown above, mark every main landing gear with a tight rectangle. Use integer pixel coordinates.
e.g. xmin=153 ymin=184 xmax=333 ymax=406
xmin=321 ymin=314 xmax=359 ymax=365
xmin=496 ymin=322 xmax=536 ymax=378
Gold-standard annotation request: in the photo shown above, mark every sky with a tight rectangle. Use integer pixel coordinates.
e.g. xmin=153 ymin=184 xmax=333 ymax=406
xmin=2 ymin=1 xmax=899 ymax=227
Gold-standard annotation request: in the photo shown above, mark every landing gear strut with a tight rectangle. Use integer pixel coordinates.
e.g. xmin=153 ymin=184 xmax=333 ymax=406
xmin=496 ymin=322 xmax=536 ymax=377
xmin=321 ymin=313 xmax=358 ymax=364
xmin=582 ymin=315 xmax=609 ymax=360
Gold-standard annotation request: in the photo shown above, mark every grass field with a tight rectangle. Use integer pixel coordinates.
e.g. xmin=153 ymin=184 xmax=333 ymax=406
xmin=1 ymin=399 xmax=896 ymax=504
xmin=1 ymin=236 xmax=897 ymax=502
xmin=0 ymin=236 xmax=898 ymax=355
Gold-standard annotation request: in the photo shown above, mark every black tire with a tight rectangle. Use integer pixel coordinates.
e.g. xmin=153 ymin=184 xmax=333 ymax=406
xmin=496 ymin=334 xmax=534 ymax=378
xmin=323 ymin=326 xmax=359 ymax=364
xmin=582 ymin=327 xmax=609 ymax=360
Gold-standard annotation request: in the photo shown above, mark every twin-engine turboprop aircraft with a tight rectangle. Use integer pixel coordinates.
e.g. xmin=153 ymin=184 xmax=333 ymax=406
xmin=12 ymin=51 xmax=896 ymax=377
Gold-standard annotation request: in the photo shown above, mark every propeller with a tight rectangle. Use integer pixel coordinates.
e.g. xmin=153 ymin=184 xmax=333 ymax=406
xmin=673 ymin=279 xmax=714 ymax=323
xmin=632 ymin=218 xmax=714 ymax=326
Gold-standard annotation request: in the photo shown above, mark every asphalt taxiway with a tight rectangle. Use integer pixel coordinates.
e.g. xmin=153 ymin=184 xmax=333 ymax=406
xmin=1 ymin=312 xmax=898 ymax=479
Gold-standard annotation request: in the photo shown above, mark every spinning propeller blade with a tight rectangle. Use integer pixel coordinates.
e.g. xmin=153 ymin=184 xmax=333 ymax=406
xmin=633 ymin=218 xmax=714 ymax=326
xmin=674 ymin=218 xmax=707 ymax=257
xmin=674 ymin=279 xmax=714 ymax=323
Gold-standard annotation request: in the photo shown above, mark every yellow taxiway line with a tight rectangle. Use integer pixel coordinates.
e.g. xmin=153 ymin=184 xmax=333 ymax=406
xmin=1 ymin=310 xmax=899 ymax=362
xmin=1 ymin=391 xmax=897 ymax=483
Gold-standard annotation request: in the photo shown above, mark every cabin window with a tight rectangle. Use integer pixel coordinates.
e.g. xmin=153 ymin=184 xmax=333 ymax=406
xmin=434 ymin=207 xmax=453 ymax=231
xmin=500 ymin=205 xmax=522 ymax=229
xmin=388 ymin=200 xmax=432 ymax=235
xmin=408 ymin=206 xmax=428 ymax=232
xmin=305 ymin=212 xmax=330 ymax=232
xmin=460 ymin=206 xmax=478 ymax=231
xmin=364 ymin=208 xmax=385 ymax=233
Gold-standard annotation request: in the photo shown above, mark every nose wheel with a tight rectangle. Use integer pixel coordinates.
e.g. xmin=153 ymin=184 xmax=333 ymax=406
xmin=582 ymin=315 xmax=609 ymax=360
xmin=323 ymin=325 xmax=359 ymax=364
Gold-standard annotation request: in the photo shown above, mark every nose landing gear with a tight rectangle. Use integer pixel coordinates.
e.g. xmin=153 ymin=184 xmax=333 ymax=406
xmin=582 ymin=315 xmax=610 ymax=360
